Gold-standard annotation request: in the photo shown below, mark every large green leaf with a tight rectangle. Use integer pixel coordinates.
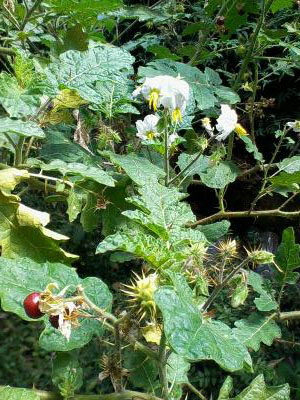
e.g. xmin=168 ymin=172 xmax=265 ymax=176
xmin=278 ymin=156 xmax=300 ymax=174
xmin=196 ymin=221 xmax=231 ymax=243
xmin=200 ymin=161 xmax=239 ymax=189
xmin=275 ymin=227 xmax=300 ymax=285
xmin=0 ymin=387 xmax=41 ymax=400
xmin=248 ymin=271 xmax=278 ymax=312
xmin=123 ymin=183 xmax=196 ymax=240
xmin=0 ymin=168 xmax=29 ymax=194
xmin=0 ymin=192 xmax=77 ymax=263
xmin=105 ymin=152 xmax=165 ymax=185
xmin=46 ymin=46 xmax=134 ymax=104
xmin=269 ymin=171 xmax=300 ymax=192
xmin=124 ymin=350 xmax=158 ymax=390
xmin=0 ymin=73 xmax=40 ymax=118
xmin=154 ymin=285 xmax=250 ymax=372
xmin=0 ymin=258 xmax=112 ymax=351
xmin=235 ymin=374 xmax=289 ymax=400
xmin=233 ymin=313 xmax=281 ymax=352
xmin=0 ymin=118 xmax=45 ymax=138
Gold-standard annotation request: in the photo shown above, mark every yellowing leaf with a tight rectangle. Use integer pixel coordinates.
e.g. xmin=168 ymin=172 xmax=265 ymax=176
xmin=53 ymin=88 xmax=88 ymax=110
xmin=0 ymin=168 xmax=29 ymax=193
xmin=142 ymin=323 xmax=162 ymax=344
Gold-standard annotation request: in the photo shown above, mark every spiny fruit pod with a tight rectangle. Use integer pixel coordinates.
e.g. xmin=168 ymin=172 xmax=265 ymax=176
xmin=23 ymin=292 xmax=44 ymax=319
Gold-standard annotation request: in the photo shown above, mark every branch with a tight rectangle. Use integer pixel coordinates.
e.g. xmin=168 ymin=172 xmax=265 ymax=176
xmin=0 ymin=388 xmax=162 ymax=400
xmin=278 ymin=311 xmax=300 ymax=321
xmin=0 ymin=46 xmax=16 ymax=55
xmin=189 ymin=209 xmax=300 ymax=227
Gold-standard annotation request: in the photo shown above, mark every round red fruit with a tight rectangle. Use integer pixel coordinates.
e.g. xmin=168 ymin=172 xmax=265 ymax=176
xmin=23 ymin=292 xmax=44 ymax=319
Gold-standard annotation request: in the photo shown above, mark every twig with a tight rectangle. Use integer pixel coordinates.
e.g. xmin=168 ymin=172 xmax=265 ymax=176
xmin=158 ymin=332 xmax=168 ymax=400
xmin=184 ymin=383 xmax=207 ymax=400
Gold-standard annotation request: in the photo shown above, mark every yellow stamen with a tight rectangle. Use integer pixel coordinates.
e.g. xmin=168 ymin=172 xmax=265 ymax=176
xmin=149 ymin=89 xmax=160 ymax=111
xmin=202 ymin=117 xmax=211 ymax=126
xmin=146 ymin=131 xmax=155 ymax=140
xmin=235 ymin=123 xmax=248 ymax=137
xmin=172 ymin=108 xmax=182 ymax=123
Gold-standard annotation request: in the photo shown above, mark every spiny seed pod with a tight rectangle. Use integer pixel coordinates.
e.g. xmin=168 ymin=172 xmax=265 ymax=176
xmin=247 ymin=249 xmax=274 ymax=264
xmin=122 ymin=272 xmax=159 ymax=322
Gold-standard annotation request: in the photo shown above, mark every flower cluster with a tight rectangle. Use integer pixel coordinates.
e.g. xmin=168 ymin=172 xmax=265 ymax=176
xmin=202 ymin=104 xmax=247 ymax=141
xmin=133 ymin=75 xmax=190 ymax=145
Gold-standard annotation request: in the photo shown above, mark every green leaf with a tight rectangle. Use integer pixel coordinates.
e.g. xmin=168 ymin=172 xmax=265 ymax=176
xmin=235 ymin=374 xmax=290 ymax=400
xmin=177 ymin=153 xmax=210 ymax=178
xmin=241 ymin=136 xmax=264 ymax=162
xmin=110 ymin=5 xmax=171 ymax=22
xmin=196 ymin=221 xmax=231 ymax=243
xmin=275 ymin=227 xmax=300 ymax=285
xmin=0 ymin=118 xmax=45 ymax=138
xmin=46 ymin=45 xmax=134 ymax=104
xmin=0 ymin=73 xmax=40 ymax=118
xmin=271 ymin=0 xmax=294 ymax=13
xmin=269 ymin=171 xmax=300 ymax=189
xmin=0 ymin=257 xmax=112 ymax=351
xmin=123 ymin=183 xmax=196 ymax=240
xmin=124 ymin=350 xmax=158 ymax=390
xmin=167 ymin=353 xmax=190 ymax=384
xmin=278 ymin=156 xmax=300 ymax=174
xmin=105 ymin=152 xmax=165 ymax=185
xmin=233 ymin=313 xmax=281 ymax=352
xmin=0 ymin=386 xmax=41 ymax=400
xmin=0 ymin=192 xmax=77 ymax=263
xmin=200 ymin=161 xmax=239 ymax=189
xmin=248 ymin=271 xmax=278 ymax=311
xmin=154 ymin=286 xmax=250 ymax=371
xmin=30 ymin=159 xmax=115 ymax=187
xmin=52 ymin=352 xmax=83 ymax=394
xmin=218 ymin=376 xmax=234 ymax=400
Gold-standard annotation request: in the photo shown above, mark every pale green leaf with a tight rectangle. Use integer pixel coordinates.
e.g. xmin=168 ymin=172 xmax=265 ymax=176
xmin=0 ymin=168 xmax=29 ymax=193
xmin=233 ymin=313 xmax=281 ymax=351
xmin=279 ymin=156 xmax=300 ymax=174
xmin=241 ymin=136 xmax=264 ymax=162
xmin=167 ymin=353 xmax=190 ymax=384
xmin=0 ymin=386 xmax=41 ymax=400
xmin=218 ymin=376 xmax=234 ymax=400
xmin=235 ymin=374 xmax=290 ymax=400
xmin=0 ymin=192 xmax=77 ymax=263
xmin=196 ymin=221 xmax=231 ymax=243
xmin=105 ymin=152 xmax=165 ymax=185
xmin=0 ymin=118 xmax=45 ymax=138
xmin=200 ymin=161 xmax=239 ymax=189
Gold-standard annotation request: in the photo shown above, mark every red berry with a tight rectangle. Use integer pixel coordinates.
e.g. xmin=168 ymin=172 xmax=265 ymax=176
xmin=49 ymin=315 xmax=59 ymax=329
xmin=23 ymin=292 xmax=44 ymax=319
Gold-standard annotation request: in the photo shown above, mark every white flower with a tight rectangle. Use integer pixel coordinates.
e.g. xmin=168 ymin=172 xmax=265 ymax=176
xmin=56 ymin=302 xmax=80 ymax=341
xmin=133 ymin=75 xmax=189 ymax=123
xmin=215 ymin=104 xmax=247 ymax=141
xmin=201 ymin=117 xmax=214 ymax=137
xmin=136 ymin=114 xmax=160 ymax=141
xmin=169 ymin=133 xmax=179 ymax=145
xmin=215 ymin=104 xmax=238 ymax=141
xmin=287 ymin=121 xmax=300 ymax=132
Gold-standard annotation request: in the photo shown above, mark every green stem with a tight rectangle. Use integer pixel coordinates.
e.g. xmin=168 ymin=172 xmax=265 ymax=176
xmin=0 ymin=46 xmax=16 ymax=55
xmin=249 ymin=62 xmax=259 ymax=143
xmin=20 ymin=0 xmax=43 ymax=30
xmin=158 ymin=332 xmax=168 ymax=400
xmin=203 ymin=258 xmax=251 ymax=311
xmin=14 ymin=137 xmax=25 ymax=166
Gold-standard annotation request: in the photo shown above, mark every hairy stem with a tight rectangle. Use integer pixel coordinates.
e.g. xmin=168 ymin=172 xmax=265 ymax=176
xmin=158 ymin=332 xmax=168 ymax=400
xmin=14 ymin=137 xmax=25 ymax=166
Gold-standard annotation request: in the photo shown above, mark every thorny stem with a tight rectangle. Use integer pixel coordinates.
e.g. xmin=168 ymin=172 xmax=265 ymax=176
xmin=203 ymin=257 xmax=251 ymax=311
xmin=250 ymin=127 xmax=289 ymax=212
xmin=0 ymin=387 xmax=163 ymax=400
xmin=184 ymin=383 xmax=207 ymax=400
xmin=28 ymin=173 xmax=74 ymax=188
xmin=158 ymin=332 xmax=168 ymax=400
xmin=20 ymin=0 xmax=43 ymax=30
xmin=164 ymin=113 xmax=170 ymax=186
xmin=227 ymin=0 xmax=274 ymax=161
xmin=249 ymin=62 xmax=259 ymax=143
xmin=188 ymin=0 xmax=237 ymax=65
xmin=188 ymin=209 xmax=300 ymax=227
